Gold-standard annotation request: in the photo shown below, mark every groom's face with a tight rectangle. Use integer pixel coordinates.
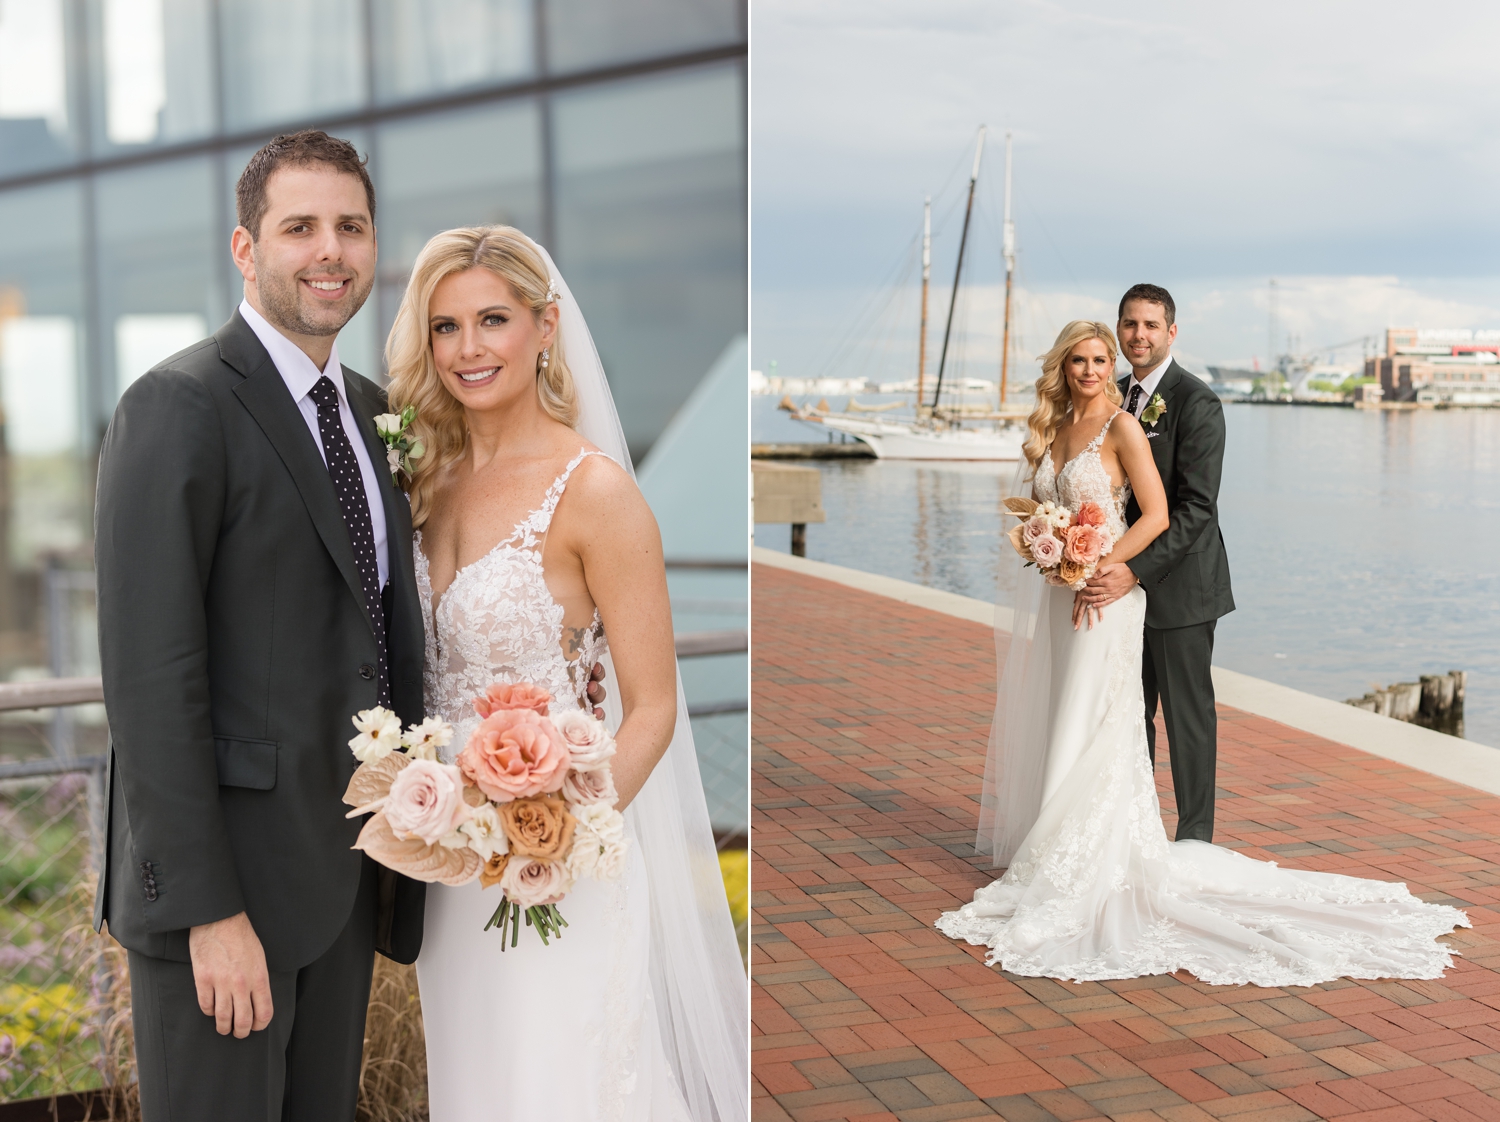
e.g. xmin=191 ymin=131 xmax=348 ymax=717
xmin=232 ymin=164 xmax=377 ymax=339
xmin=1117 ymin=300 xmax=1177 ymax=376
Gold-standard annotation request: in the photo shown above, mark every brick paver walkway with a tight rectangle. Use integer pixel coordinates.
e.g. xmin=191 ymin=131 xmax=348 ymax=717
xmin=752 ymin=563 xmax=1500 ymax=1122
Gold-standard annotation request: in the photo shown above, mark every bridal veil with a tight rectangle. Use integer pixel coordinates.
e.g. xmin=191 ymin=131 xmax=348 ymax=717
xmin=525 ymin=238 xmax=748 ymax=1122
xmin=976 ymin=459 xmax=1051 ymax=867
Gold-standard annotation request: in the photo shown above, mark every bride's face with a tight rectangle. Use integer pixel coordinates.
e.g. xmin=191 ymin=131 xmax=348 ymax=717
xmin=427 ymin=267 xmax=558 ymax=415
xmin=1063 ymin=338 xmax=1113 ymax=403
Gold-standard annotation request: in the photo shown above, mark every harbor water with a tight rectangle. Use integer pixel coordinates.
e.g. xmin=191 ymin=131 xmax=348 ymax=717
xmin=754 ymin=395 xmax=1500 ymax=748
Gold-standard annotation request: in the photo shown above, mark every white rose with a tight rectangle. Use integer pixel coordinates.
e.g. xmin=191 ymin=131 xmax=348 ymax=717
xmin=552 ymin=708 xmax=615 ymax=771
xmin=458 ymin=803 xmax=508 ymax=861
xmin=373 ymin=412 xmax=403 ymax=438
xmin=349 ymin=707 xmax=402 ymax=762
xmin=568 ymin=803 xmax=627 ymax=881
xmin=403 ymin=716 xmax=454 ymax=761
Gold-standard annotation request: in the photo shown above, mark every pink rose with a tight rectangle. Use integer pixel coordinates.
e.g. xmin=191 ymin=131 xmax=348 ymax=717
xmin=1021 ymin=516 xmax=1050 ymax=545
xmin=1075 ymin=501 xmax=1106 ymax=529
xmin=1064 ymin=524 xmax=1105 ymax=566
xmin=499 ymin=856 xmax=569 ymax=908
xmin=383 ymin=759 xmax=470 ymax=845
xmin=551 ymin=708 xmax=616 ymax=771
xmin=474 ymin=681 xmax=552 ymax=718
xmin=459 ymin=708 xmax=570 ymax=802
xmin=562 ymin=767 xmax=619 ymax=806
xmin=1029 ymin=532 xmax=1063 ymax=567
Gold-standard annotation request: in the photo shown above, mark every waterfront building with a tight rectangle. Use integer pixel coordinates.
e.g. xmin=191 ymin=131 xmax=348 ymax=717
xmin=1367 ymin=327 xmax=1500 ymax=403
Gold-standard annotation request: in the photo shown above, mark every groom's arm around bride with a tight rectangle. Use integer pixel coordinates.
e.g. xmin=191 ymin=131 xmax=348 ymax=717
xmin=1081 ymin=284 xmax=1234 ymax=843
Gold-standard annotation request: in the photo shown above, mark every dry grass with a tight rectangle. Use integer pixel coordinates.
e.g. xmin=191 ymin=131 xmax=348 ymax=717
xmin=356 ymin=956 xmax=428 ymax=1122
xmin=38 ymin=877 xmax=429 ymax=1121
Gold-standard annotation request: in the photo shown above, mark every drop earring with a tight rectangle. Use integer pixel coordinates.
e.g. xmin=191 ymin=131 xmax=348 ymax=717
xmin=540 ymin=348 xmax=550 ymax=370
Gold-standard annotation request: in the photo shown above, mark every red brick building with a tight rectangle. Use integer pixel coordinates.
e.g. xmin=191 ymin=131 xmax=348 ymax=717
xmin=1367 ymin=327 xmax=1500 ymax=403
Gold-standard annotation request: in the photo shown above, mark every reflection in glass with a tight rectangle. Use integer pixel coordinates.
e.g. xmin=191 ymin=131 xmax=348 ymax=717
xmin=0 ymin=182 xmax=86 ymax=678
xmin=95 ymin=158 xmax=220 ymax=406
xmin=0 ymin=0 xmax=74 ymax=176
xmin=374 ymin=101 xmax=541 ymax=342
xmin=554 ymin=65 xmax=743 ymax=456
xmin=220 ymin=0 xmax=366 ymax=131
xmin=373 ymin=0 xmax=532 ymax=103
xmin=543 ymin=0 xmax=737 ymax=73
xmin=97 ymin=0 xmax=214 ymax=148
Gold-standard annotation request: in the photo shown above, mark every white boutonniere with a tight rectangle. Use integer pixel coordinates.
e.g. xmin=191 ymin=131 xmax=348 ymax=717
xmin=373 ymin=405 xmax=425 ymax=480
xmin=1141 ymin=393 xmax=1167 ymax=427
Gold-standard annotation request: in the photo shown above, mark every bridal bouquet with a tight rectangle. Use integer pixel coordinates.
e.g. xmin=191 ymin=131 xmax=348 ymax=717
xmin=1003 ymin=497 xmax=1114 ymax=590
xmin=340 ymin=683 xmax=627 ymax=948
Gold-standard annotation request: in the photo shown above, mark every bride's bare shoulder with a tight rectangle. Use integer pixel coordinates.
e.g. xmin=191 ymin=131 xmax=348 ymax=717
xmin=560 ymin=442 xmax=657 ymax=533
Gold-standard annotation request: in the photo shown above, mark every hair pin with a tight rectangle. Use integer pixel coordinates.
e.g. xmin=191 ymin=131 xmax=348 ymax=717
xmin=546 ymin=278 xmax=562 ymax=303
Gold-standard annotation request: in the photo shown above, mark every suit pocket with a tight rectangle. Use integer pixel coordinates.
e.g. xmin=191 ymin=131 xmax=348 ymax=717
xmin=214 ymin=737 xmax=278 ymax=790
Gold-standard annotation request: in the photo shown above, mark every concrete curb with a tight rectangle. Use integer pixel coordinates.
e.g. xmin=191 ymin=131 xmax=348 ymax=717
xmin=752 ymin=545 xmax=1500 ymax=798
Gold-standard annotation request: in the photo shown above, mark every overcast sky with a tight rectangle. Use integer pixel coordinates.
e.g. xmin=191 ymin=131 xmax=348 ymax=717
xmin=752 ymin=0 xmax=1500 ymax=377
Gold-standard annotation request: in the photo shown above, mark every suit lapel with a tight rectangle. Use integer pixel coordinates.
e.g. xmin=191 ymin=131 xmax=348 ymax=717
xmin=1141 ymin=361 xmax=1183 ymax=467
xmin=218 ymin=315 xmax=374 ymax=634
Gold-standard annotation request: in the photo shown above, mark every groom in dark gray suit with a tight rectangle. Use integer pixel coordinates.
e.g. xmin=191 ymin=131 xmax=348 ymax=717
xmin=92 ymin=131 xmax=425 ymax=1121
xmin=1080 ymin=283 xmax=1234 ymax=842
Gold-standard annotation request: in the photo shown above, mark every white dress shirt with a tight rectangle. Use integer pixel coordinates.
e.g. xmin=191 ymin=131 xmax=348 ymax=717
xmin=239 ymin=299 xmax=390 ymax=589
xmin=1125 ymin=355 xmax=1172 ymax=418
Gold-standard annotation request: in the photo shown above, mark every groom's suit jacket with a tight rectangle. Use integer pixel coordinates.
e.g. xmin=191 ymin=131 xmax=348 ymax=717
xmin=92 ymin=311 xmax=426 ymax=972
xmin=1121 ymin=360 xmax=1236 ymax=631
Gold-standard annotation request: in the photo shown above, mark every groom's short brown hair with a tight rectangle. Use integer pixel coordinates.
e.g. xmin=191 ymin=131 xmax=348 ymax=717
xmin=1118 ymin=283 xmax=1176 ymax=326
xmin=235 ymin=130 xmax=376 ymax=239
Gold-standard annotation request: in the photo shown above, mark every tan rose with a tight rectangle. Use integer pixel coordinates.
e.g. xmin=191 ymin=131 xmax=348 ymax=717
xmin=1058 ymin=557 xmax=1087 ymax=586
xmin=479 ymin=851 xmax=509 ymax=889
xmin=498 ymin=794 xmax=576 ymax=860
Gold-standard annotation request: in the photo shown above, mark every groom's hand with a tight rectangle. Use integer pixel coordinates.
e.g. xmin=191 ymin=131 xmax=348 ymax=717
xmin=1080 ymin=562 xmax=1137 ymax=608
xmin=189 ymin=911 xmax=273 ymax=1038
xmin=588 ymin=662 xmax=607 ymax=720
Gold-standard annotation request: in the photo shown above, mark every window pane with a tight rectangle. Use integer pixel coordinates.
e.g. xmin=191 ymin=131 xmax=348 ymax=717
xmin=0 ymin=182 xmax=88 ymax=682
xmin=374 ymin=101 xmax=542 ymax=348
xmin=372 ymin=0 xmax=533 ymax=104
xmin=0 ymin=0 xmax=78 ymax=176
xmin=553 ymin=65 xmax=744 ymax=457
xmin=220 ymin=0 xmax=366 ymax=132
xmin=95 ymin=158 xmax=221 ymax=406
xmin=543 ymin=0 xmax=738 ymax=73
xmin=91 ymin=0 xmax=214 ymax=152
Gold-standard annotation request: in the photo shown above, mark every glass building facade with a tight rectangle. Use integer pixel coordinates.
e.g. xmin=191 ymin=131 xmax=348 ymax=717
xmin=0 ymin=0 xmax=746 ymax=697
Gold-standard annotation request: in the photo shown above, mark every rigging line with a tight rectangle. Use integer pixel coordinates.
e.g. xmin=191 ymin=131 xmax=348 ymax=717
xmin=1020 ymin=191 xmax=1078 ymax=290
xmin=809 ymin=232 xmax=921 ymax=381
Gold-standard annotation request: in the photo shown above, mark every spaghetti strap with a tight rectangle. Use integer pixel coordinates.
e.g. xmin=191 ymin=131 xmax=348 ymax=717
xmin=1085 ymin=410 xmax=1122 ymax=452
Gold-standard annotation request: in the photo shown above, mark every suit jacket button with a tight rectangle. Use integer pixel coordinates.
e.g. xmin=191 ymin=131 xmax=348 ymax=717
xmin=359 ymin=664 xmax=376 ymax=680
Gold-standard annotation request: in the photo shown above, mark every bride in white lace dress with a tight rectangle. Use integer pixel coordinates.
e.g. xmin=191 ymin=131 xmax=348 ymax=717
xmin=385 ymin=227 xmax=746 ymax=1121
xmin=937 ymin=320 xmax=1468 ymax=986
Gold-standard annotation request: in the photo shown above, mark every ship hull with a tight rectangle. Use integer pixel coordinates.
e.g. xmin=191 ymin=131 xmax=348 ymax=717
xmin=811 ymin=415 xmax=1023 ymax=461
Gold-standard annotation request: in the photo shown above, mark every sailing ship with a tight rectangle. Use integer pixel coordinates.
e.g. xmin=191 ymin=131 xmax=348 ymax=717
xmin=784 ymin=127 xmax=1026 ymax=461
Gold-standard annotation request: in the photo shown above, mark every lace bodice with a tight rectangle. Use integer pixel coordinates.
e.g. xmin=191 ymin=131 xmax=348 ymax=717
xmin=415 ymin=449 xmax=608 ymax=745
xmin=1033 ymin=410 xmax=1131 ymax=540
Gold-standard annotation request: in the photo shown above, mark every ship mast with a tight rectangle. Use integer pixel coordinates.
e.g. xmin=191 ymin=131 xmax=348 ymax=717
xmin=1000 ymin=131 xmax=1014 ymax=407
xmin=917 ymin=196 xmax=931 ymax=414
xmin=930 ymin=125 xmax=986 ymax=411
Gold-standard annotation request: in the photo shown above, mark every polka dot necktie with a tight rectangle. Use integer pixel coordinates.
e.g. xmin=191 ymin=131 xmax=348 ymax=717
xmin=308 ymin=376 xmax=388 ymax=706
xmin=1127 ymin=383 xmax=1143 ymax=417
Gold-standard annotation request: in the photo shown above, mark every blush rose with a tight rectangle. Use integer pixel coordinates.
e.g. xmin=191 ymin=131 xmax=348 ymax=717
xmin=500 ymin=857 xmax=569 ymax=908
xmin=458 ymin=708 xmax=570 ymax=802
xmin=1029 ymin=532 xmax=1063 ymax=567
xmin=383 ymin=759 xmax=471 ymax=845
xmin=1074 ymin=501 xmax=1106 ymax=529
xmin=551 ymin=708 xmax=616 ymax=771
xmin=474 ymin=682 xmax=552 ymax=718
xmin=1064 ymin=524 xmax=1105 ymax=566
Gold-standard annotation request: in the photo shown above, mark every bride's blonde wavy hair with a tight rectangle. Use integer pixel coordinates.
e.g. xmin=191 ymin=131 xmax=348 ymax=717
xmin=1023 ymin=320 xmax=1122 ymax=471
xmin=387 ymin=226 xmax=578 ymax=528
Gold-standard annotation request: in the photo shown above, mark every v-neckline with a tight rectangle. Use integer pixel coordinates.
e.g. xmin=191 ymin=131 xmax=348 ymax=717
xmin=416 ymin=522 xmax=531 ymax=622
xmin=1048 ymin=410 xmax=1119 ymax=481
